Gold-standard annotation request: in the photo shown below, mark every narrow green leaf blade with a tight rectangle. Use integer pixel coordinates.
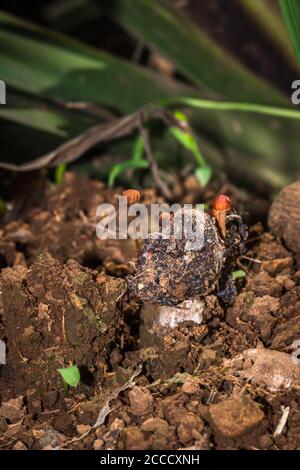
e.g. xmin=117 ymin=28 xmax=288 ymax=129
xmin=195 ymin=165 xmax=213 ymax=188
xmin=109 ymin=0 xmax=288 ymax=105
xmin=279 ymin=0 xmax=300 ymax=66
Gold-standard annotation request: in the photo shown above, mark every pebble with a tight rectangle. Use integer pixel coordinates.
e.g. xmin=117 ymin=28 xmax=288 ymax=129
xmin=93 ymin=439 xmax=104 ymax=450
xmin=0 ymin=396 xmax=23 ymax=422
xmin=208 ymin=395 xmax=264 ymax=438
xmin=76 ymin=424 xmax=91 ymax=434
xmin=181 ymin=379 xmax=199 ymax=395
xmin=177 ymin=412 xmax=204 ymax=445
xmin=268 ymin=180 xmax=300 ymax=254
xmin=141 ymin=417 xmax=169 ymax=434
xmin=128 ymin=386 xmax=153 ymax=416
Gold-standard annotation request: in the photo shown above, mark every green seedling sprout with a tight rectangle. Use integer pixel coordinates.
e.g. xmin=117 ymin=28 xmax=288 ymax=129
xmin=108 ymin=134 xmax=148 ymax=187
xmin=170 ymin=111 xmax=212 ymax=188
xmin=54 ymin=163 xmax=66 ymax=185
xmin=57 ymin=364 xmax=80 ymax=388
xmin=231 ymin=269 xmax=247 ymax=280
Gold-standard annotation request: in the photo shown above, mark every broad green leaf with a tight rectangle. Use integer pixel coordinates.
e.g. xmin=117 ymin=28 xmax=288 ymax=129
xmin=0 ymin=10 xmax=195 ymax=114
xmin=0 ymin=90 xmax=93 ymax=138
xmin=109 ymin=0 xmax=288 ymax=105
xmin=57 ymin=365 xmax=80 ymax=387
xmin=195 ymin=165 xmax=213 ymax=188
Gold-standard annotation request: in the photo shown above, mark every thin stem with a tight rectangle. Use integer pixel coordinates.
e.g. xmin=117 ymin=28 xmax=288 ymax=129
xmin=162 ymin=97 xmax=300 ymax=120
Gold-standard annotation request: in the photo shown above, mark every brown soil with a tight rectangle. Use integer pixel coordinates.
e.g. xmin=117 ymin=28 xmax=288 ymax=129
xmin=1 ymin=172 xmax=300 ymax=450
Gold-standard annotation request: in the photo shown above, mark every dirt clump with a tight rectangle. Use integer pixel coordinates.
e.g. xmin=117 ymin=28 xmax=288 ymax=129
xmin=0 ymin=251 xmax=125 ymax=401
xmin=205 ymin=395 xmax=265 ymax=444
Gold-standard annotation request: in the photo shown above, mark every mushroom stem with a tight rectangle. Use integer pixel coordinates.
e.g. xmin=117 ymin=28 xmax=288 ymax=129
xmin=211 ymin=194 xmax=232 ymax=239
xmin=122 ymin=189 xmax=142 ymax=257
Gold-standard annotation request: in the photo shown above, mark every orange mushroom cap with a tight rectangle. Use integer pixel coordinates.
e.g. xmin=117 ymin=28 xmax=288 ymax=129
xmin=212 ymin=194 xmax=231 ymax=212
xmin=122 ymin=189 xmax=141 ymax=204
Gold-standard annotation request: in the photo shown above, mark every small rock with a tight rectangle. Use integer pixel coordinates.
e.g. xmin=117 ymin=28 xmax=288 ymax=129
xmin=76 ymin=424 xmax=91 ymax=434
xmin=268 ymin=180 xmax=300 ymax=254
xmin=208 ymin=395 xmax=264 ymax=438
xmin=32 ymin=429 xmax=45 ymax=440
xmin=141 ymin=417 xmax=169 ymax=435
xmin=162 ymin=393 xmax=188 ymax=425
xmin=93 ymin=439 xmax=104 ymax=450
xmin=246 ymin=272 xmax=282 ymax=297
xmin=38 ymin=428 xmax=63 ymax=448
xmin=53 ymin=411 xmax=74 ymax=435
xmin=153 ymin=299 xmax=204 ymax=332
xmin=12 ymin=441 xmax=28 ymax=450
xmin=4 ymin=421 xmax=23 ymax=439
xmin=0 ymin=396 xmax=23 ymax=422
xmin=123 ymin=426 xmax=148 ymax=450
xmin=110 ymin=418 xmax=124 ymax=436
xmin=181 ymin=378 xmax=199 ymax=395
xmin=240 ymin=347 xmax=300 ymax=391
xmin=27 ymin=398 xmax=42 ymax=415
xmin=243 ymin=295 xmax=279 ymax=340
xmin=255 ymin=234 xmax=292 ymax=272
xmin=95 ymin=425 xmax=105 ymax=438
xmin=177 ymin=412 xmax=204 ymax=445
xmin=262 ymin=257 xmax=293 ymax=275
xmin=128 ymin=386 xmax=153 ymax=416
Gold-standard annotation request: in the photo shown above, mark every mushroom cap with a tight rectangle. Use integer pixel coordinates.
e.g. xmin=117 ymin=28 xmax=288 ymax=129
xmin=128 ymin=209 xmax=226 ymax=305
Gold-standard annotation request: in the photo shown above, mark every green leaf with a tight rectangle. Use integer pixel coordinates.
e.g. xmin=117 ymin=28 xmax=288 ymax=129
xmin=108 ymin=133 xmax=148 ymax=187
xmin=172 ymin=110 xmax=203 ymax=160
xmin=279 ymin=0 xmax=300 ymax=66
xmin=195 ymin=165 xmax=213 ymax=188
xmin=108 ymin=159 xmax=149 ymax=188
xmin=231 ymin=269 xmax=247 ymax=280
xmin=109 ymin=0 xmax=288 ymax=105
xmin=0 ymin=90 xmax=93 ymax=138
xmin=132 ymin=134 xmax=145 ymax=163
xmin=239 ymin=0 xmax=299 ymax=70
xmin=0 ymin=10 xmax=194 ymax=114
xmin=57 ymin=365 xmax=80 ymax=387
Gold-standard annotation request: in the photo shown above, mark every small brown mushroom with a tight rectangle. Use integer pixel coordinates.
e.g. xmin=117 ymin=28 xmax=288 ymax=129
xmin=211 ymin=194 xmax=231 ymax=239
xmin=122 ymin=189 xmax=142 ymax=256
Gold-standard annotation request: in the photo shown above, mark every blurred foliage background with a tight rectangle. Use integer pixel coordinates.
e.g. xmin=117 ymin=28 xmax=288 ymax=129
xmin=0 ymin=0 xmax=300 ymax=194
